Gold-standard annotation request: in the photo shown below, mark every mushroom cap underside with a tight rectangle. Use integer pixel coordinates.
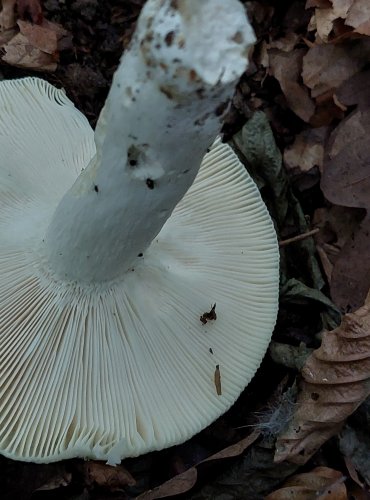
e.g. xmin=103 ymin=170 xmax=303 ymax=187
xmin=0 ymin=78 xmax=279 ymax=463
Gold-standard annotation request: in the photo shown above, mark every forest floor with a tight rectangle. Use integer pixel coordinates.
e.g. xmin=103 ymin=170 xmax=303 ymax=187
xmin=0 ymin=0 xmax=370 ymax=499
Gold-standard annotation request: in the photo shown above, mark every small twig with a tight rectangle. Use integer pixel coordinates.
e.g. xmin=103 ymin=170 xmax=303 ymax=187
xmin=279 ymin=228 xmax=320 ymax=247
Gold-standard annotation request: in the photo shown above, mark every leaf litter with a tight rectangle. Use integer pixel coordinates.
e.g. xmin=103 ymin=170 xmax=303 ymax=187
xmin=1 ymin=0 xmax=370 ymax=498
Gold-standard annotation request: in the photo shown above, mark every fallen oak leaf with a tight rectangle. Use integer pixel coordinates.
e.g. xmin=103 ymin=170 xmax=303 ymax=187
xmin=137 ymin=430 xmax=260 ymax=499
xmin=17 ymin=18 xmax=56 ymax=53
xmin=1 ymin=18 xmax=70 ymax=71
xmin=274 ymin=290 xmax=370 ymax=464
xmin=2 ymin=31 xmax=57 ymax=70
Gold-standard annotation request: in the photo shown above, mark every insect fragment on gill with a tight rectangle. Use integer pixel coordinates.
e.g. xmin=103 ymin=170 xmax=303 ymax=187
xmin=200 ymin=303 xmax=217 ymax=324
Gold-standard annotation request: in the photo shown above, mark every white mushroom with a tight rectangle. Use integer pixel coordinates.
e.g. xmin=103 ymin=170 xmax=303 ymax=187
xmin=0 ymin=0 xmax=279 ymax=464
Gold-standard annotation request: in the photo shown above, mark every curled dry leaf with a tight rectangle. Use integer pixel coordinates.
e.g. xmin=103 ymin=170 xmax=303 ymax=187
xmin=275 ymin=291 xmax=370 ymax=464
xmin=265 ymin=466 xmax=347 ymax=500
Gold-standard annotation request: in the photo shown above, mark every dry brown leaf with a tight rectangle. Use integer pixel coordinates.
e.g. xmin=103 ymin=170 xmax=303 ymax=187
xmin=336 ymin=69 xmax=370 ymax=108
xmin=17 ymin=19 xmax=57 ymax=53
xmin=1 ymin=18 xmax=70 ymax=71
xmin=346 ymin=0 xmax=370 ymax=35
xmin=315 ymin=7 xmax=339 ymax=41
xmin=313 ymin=205 xmax=364 ymax=265
xmin=269 ymin=48 xmax=315 ymax=122
xmin=307 ymin=0 xmax=370 ymax=41
xmin=321 ymin=106 xmax=370 ymax=310
xmin=284 ymin=127 xmax=327 ymax=174
xmin=309 ymin=0 xmax=354 ymax=41
xmin=330 ymin=217 xmax=370 ymax=311
xmin=266 ymin=466 xmax=347 ymax=499
xmin=84 ymin=462 xmax=136 ymax=492
xmin=17 ymin=0 xmax=43 ymax=24
xmin=275 ymin=292 xmax=370 ymax=464
xmin=35 ymin=472 xmax=72 ymax=491
xmin=138 ymin=430 xmax=260 ymax=499
xmin=302 ymin=42 xmax=370 ymax=99
xmin=0 ymin=0 xmax=16 ymax=30
xmin=2 ymin=31 xmax=57 ymax=70
xmin=268 ymin=32 xmax=300 ymax=52
xmin=306 ymin=0 xmax=332 ymax=8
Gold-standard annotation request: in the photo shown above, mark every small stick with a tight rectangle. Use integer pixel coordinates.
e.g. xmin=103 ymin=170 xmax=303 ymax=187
xmin=279 ymin=228 xmax=319 ymax=247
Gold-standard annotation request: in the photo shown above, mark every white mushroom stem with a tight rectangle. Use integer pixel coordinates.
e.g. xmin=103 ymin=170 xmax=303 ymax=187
xmin=45 ymin=0 xmax=255 ymax=283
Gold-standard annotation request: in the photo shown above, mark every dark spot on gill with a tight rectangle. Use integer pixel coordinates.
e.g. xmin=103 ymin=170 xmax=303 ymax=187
xmin=146 ymin=178 xmax=155 ymax=189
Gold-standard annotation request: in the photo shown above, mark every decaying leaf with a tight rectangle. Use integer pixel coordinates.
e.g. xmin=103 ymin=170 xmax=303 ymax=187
xmin=345 ymin=0 xmax=370 ymax=36
xmin=138 ymin=431 xmax=260 ymax=499
xmin=269 ymin=48 xmax=315 ymax=123
xmin=321 ymin=107 xmax=370 ymax=311
xmin=0 ymin=5 xmax=70 ymax=71
xmin=35 ymin=472 xmax=72 ymax=491
xmin=265 ymin=466 xmax=347 ymax=500
xmin=302 ymin=41 xmax=370 ymax=99
xmin=307 ymin=0 xmax=370 ymax=40
xmin=17 ymin=0 xmax=43 ymax=24
xmin=275 ymin=290 xmax=370 ymax=464
xmin=83 ymin=462 xmax=136 ymax=492
xmin=283 ymin=127 xmax=327 ymax=175
xmin=313 ymin=205 xmax=365 ymax=285
xmin=0 ymin=0 xmax=16 ymax=30
xmin=2 ymin=31 xmax=58 ymax=70
xmin=340 ymin=424 xmax=370 ymax=486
